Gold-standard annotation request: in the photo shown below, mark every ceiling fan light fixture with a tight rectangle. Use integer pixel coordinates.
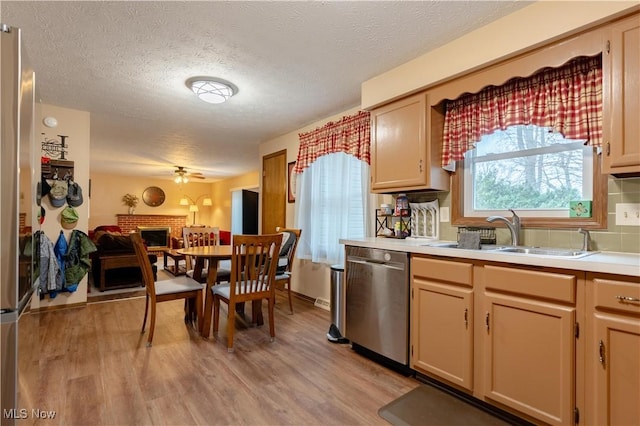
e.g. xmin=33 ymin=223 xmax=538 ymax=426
xmin=186 ymin=77 xmax=237 ymax=104
xmin=174 ymin=175 xmax=189 ymax=184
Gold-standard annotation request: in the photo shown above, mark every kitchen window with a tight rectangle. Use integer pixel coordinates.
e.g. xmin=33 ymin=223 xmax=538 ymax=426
xmin=294 ymin=111 xmax=372 ymax=264
xmin=444 ymin=54 xmax=608 ymax=229
xmin=463 ymin=124 xmax=594 ymax=218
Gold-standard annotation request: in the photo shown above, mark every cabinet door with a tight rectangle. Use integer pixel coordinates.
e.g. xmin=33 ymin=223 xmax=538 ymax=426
xmin=603 ymin=14 xmax=640 ymax=175
xmin=592 ymin=316 xmax=640 ymax=425
xmin=371 ymin=93 xmax=427 ymax=191
xmin=412 ymin=279 xmax=473 ymax=391
xmin=592 ymin=314 xmax=640 ymax=426
xmin=484 ymin=293 xmax=576 ymax=426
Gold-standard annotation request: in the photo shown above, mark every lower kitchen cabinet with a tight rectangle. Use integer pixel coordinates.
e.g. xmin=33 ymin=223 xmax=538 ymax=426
xmin=482 ymin=265 xmax=579 ymax=426
xmin=409 ymin=255 xmax=640 ymax=425
xmin=411 ymin=256 xmax=474 ymax=391
xmin=585 ymin=273 xmax=640 ymax=426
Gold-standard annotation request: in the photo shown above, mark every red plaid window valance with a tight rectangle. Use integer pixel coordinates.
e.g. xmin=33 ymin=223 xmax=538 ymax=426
xmin=294 ymin=110 xmax=371 ymax=174
xmin=442 ymin=55 xmax=603 ymax=167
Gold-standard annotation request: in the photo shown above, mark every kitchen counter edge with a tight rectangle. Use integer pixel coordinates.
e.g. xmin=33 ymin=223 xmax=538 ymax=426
xmin=340 ymin=238 xmax=640 ymax=278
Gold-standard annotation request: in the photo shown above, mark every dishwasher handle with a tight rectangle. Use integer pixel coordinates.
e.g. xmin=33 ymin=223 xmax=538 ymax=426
xmin=347 ymin=258 xmax=405 ymax=271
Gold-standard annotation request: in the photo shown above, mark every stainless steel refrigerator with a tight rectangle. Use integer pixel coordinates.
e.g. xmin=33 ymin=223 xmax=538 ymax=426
xmin=1 ymin=24 xmax=37 ymax=425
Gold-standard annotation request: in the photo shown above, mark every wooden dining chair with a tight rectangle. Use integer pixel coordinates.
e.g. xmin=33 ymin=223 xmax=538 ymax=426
xmin=274 ymin=227 xmax=302 ymax=314
xmin=131 ymin=232 xmax=204 ymax=347
xmin=182 ymin=226 xmax=230 ymax=283
xmin=210 ymin=233 xmax=283 ymax=352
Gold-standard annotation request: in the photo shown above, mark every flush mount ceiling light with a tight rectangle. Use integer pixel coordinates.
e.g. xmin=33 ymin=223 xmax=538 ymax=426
xmin=186 ymin=77 xmax=238 ymax=104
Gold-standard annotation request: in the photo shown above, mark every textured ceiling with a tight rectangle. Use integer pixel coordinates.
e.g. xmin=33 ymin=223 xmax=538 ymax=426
xmin=2 ymin=1 xmax=532 ymax=182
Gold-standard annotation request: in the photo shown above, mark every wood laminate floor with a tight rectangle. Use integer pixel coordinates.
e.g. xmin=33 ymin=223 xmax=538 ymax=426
xmin=16 ymin=292 xmax=419 ymax=425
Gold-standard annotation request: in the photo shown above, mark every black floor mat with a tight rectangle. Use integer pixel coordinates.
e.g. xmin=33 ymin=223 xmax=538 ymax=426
xmin=379 ymin=385 xmax=513 ymax=426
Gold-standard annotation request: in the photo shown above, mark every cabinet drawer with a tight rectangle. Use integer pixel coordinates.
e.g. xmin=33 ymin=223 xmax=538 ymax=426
xmin=484 ymin=265 xmax=576 ymax=304
xmin=593 ymin=276 xmax=640 ymax=315
xmin=411 ymin=256 xmax=473 ymax=287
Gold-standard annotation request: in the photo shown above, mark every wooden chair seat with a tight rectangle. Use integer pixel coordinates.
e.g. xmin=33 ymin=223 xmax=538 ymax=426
xmin=155 ymin=276 xmax=203 ymax=295
xmin=131 ymin=232 xmax=204 ymax=347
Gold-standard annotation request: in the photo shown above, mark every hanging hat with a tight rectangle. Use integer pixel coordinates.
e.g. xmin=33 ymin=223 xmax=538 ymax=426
xmin=61 ymin=206 xmax=79 ymax=229
xmin=67 ymin=182 xmax=83 ymax=207
xmin=38 ymin=206 xmax=45 ymax=225
xmin=48 ymin=180 xmax=68 ymax=208
xmin=41 ymin=177 xmax=52 ymax=197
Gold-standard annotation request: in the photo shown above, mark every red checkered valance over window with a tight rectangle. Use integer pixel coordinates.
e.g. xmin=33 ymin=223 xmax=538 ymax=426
xmin=294 ymin=110 xmax=371 ymax=174
xmin=441 ymin=55 xmax=603 ymax=167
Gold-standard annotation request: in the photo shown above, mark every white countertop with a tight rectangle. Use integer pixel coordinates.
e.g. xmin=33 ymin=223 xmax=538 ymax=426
xmin=339 ymin=237 xmax=640 ymax=277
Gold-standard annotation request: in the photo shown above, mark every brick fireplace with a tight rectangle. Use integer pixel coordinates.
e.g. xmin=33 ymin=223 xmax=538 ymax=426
xmin=116 ymin=214 xmax=188 ymax=241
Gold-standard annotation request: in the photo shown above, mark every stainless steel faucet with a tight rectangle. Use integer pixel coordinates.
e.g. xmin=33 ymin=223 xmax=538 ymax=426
xmin=487 ymin=209 xmax=521 ymax=246
xmin=578 ymin=228 xmax=591 ymax=251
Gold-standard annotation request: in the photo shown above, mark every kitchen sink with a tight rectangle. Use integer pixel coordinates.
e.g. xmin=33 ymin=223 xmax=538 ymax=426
xmin=426 ymin=242 xmax=503 ymax=250
xmin=425 ymin=242 xmax=598 ymax=258
xmin=494 ymin=247 xmax=597 ymax=258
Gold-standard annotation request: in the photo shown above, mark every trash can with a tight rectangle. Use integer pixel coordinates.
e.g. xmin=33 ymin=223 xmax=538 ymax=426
xmin=327 ymin=264 xmax=348 ymax=343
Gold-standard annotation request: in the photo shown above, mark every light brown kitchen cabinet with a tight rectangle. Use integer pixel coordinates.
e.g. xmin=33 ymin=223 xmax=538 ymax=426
xmin=603 ymin=13 xmax=640 ymax=176
xmin=411 ymin=256 xmax=474 ymax=391
xmin=585 ymin=273 xmax=640 ymax=426
xmin=482 ymin=265 xmax=578 ymax=426
xmin=370 ymin=92 xmax=449 ymax=193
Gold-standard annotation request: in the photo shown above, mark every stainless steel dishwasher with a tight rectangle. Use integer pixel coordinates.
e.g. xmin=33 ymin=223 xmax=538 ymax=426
xmin=345 ymin=246 xmax=410 ymax=366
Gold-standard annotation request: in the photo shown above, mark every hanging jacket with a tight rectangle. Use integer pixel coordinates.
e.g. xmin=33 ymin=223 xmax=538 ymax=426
xmin=39 ymin=231 xmax=62 ymax=297
xmin=64 ymin=230 xmax=97 ymax=292
xmin=50 ymin=231 xmax=68 ymax=298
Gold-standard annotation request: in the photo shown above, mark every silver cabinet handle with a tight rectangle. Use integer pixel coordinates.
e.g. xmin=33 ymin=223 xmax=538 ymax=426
xmin=616 ymin=295 xmax=640 ymax=303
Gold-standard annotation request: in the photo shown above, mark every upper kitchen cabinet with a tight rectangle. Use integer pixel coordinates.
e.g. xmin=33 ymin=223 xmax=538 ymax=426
xmin=370 ymin=92 xmax=449 ymax=193
xmin=603 ymin=13 xmax=640 ymax=176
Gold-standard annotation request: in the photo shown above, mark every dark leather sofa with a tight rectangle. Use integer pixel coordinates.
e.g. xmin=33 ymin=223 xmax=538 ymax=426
xmin=91 ymin=226 xmax=157 ymax=291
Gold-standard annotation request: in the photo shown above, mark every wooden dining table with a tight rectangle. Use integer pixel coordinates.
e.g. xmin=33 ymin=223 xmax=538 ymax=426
xmin=177 ymin=245 xmax=264 ymax=338
xmin=177 ymin=245 xmax=232 ymax=337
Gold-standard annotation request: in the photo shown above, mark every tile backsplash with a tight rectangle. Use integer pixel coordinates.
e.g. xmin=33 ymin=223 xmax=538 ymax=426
xmin=402 ymin=177 xmax=640 ymax=254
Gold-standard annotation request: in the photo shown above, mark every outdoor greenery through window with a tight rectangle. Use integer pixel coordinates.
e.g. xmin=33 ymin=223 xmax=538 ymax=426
xmin=463 ymin=124 xmax=594 ymax=218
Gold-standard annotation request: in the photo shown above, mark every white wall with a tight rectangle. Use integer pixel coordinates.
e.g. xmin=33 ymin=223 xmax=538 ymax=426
xmin=362 ymin=0 xmax=639 ymax=108
xmin=32 ymin=104 xmax=90 ymax=310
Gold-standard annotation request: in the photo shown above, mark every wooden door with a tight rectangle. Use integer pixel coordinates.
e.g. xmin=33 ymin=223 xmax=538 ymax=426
xmin=262 ymin=150 xmax=287 ymax=234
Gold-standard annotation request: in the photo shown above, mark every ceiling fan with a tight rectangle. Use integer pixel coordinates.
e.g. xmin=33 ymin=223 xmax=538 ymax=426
xmin=173 ymin=166 xmax=205 ymax=183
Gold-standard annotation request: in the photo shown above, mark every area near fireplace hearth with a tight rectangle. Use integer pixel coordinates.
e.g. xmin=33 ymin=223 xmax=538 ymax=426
xmin=116 ymin=214 xmax=188 ymax=250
